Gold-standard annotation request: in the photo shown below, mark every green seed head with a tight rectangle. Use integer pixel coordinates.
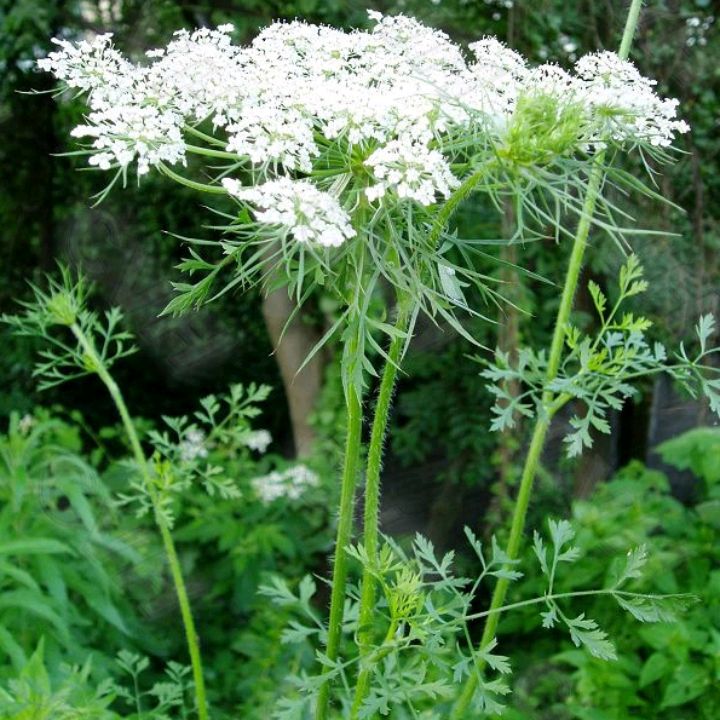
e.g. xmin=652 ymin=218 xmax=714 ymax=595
xmin=389 ymin=566 xmax=424 ymax=620
xmin=500 ymin=92 xmax=586 ymax=167
xmin=46 ymin=291 xmax=78 ymax=326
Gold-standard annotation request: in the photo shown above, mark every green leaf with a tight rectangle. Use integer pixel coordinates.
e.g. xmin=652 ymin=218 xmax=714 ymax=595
xmin=566 ymin=614 xmax=616 ymax=660
xmin=0 ymin=538 xmax=74 ymax=556
xmin=657 ymin=427 xmax=720 ymax=484
xmin=20 ymin=640 xmax=51 ymax=695
xmin=615 ymin=546 xmax=648 ymax=587
xmin=548 ymin=519 xmax=575 ymax=551
xmin=639 ymin=652 xmax=670 ymax=688
xmin=0 ymin=590 xmax=70 ymax=642
xmin=696 ymin=313 xmax=715 ymax=353
xmin=588 ymin=280 xmax=607 ymax=317
xmin=532 ymin=531 xmax=548 ymax=576
xmin=478 ymin=638 xmax=512 ymax=675
xmin=0 ymin=623 xmax=26 ymax=671
xmin=660 ymin=664 xmax=709 ymax=708
xmin=615 ymin=593 xmax=696 ymax=624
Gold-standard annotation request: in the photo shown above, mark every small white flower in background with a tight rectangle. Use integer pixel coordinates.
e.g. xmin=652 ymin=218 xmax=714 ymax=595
xmin=483 ymin=0 xmax=514 ymax=8
xmin=222 ymin=177 xmax=355 ymax=248
xmin=243 ymin=429 xmax=272 ymax=453
xmin=686 ymin=15 xmax=714 ymax=47
xmin=180 ymin=428 xmax=208 ymax=462
xmin=251 ymin=465 xmax=320 ymax=503
xmin=18 ymin=414 xmax=35 ymax=435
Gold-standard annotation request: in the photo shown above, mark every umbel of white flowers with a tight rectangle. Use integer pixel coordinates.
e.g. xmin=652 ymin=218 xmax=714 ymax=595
xmin=39 ymin=11 xmax=688 ymax=248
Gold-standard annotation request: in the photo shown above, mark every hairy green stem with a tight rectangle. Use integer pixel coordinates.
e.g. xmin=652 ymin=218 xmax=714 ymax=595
xmin=450 ymin=4 xmax=644 ymax=715
xmin=315 ymin=206 xmax=373 ymax=719
xmin=343 ymin=159 xmax=495 ymax=717
xmin=349 ymin=157 xmax=494 ymax=713
xmin=315 ymin=382 xmax=364 ymax=720
xmin=350 ymin=300 xmax=412 ymax=718
xmin=70 ymin=325 xmax=209 ymax=720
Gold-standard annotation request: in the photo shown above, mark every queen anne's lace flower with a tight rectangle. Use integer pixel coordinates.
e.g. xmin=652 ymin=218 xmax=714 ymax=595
xmin=222 ymin=177 xmax=355 ymax=248
xmin=39 ymin=11 xmax=688 ymax=195
xmin=70 ymin=104 xmax=185 ymax=174
xmin=365 ymin=138 xmax=460 ymax=205
xmin=574 ymin=52 xmax=689 ymax=148
xmin=225 ymin=104 xmax=317 ymax=172
xmin=466 ymin=37 xmax=527 ymax=115
xmin=38 ymin=34 xmax=132 ymax=92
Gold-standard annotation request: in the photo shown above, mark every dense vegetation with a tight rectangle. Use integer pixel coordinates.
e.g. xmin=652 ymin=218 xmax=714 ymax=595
xmin=0 ymin=1 xmax=717 ymax=718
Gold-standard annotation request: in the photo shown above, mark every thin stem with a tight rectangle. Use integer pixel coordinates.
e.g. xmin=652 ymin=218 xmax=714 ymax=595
xmin=428 ymin=163 xmax=496 ymax=247
xmin=314 ymin=382 xmax=364 ymax=720
xmin=618 ymin=0 xmax=643 ymax=60
xmin=462 ymin=588 xmax=690 ymax=624
xmin=185 ymin=144 xmax=246 ymax=162
xmin=345 ymin=161 xmax=494 ymax=717
xmin=350 ymin=300 xmax=412 ymax=719
xmin=184 ymin=124 xmax=228 ymax=148
xmin=450 ymin=3 xmax=644 ymax=715
xmin=70 ymin=325 xmax=209 ymax=720
xmin=158 ymin=162 xmax=227 ymax=194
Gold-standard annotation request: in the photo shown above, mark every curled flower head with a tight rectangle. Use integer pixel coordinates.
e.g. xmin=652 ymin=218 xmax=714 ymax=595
xmin=222 ymin=177 xmax=355 ymax=248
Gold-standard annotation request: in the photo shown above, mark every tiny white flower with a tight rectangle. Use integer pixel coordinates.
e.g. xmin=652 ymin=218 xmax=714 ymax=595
xmin=180 ymin=428 xmax=208 ymax=462
xmin=244 ymin=429 xmax=272 ymax=453
xmin=223 ymin=177 xmax=355 ymax=248
xmin=18 ymin=414 xmax=35 ymax=434
xmin=250 ymin=464 xmax=319 ymax=503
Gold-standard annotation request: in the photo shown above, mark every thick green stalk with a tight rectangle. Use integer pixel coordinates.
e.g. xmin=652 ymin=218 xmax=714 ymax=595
xmin=450 ymin=4 xmax=644 ymax=715
xmin=71 ymin=326 xmax=209 ymax=720
xmin=314 ymin=381 xmax=364 ymax=720
xmin=345 ymin=159 xmax=496 ymax=717
xmin=315 ymin=203 xmax=375 ymax=719
xmin=350 ymin=301 xmax=412 ymax=718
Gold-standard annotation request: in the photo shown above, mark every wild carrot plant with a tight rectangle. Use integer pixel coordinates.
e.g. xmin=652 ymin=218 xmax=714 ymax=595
xmin=27 ymin=3 xmax=720 ymax=718
xmin=2 ymin=268 xmax=211 ymax=720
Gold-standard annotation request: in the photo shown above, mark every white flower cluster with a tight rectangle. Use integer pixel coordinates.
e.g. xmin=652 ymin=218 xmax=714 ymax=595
xmin=39 ymin=12 xmax=688 ymax=207
xmin=180 ymin=428 xmax=208 ymax=462
xmin=222 ymin=177 xmax=355 ymax=248
xmin=366 ymin=137 xmax=460 ymax=205
xmin=243 ymin=429 xmax=272 ymax=453
xmin=574 ymin=52 xmax=690 ymax=148
xmin=251 ymin=465 xmax=319 ymax=503
xmin=686 ymin=15 xmax=714 ymax=48
xmin=39 ymin=34 xmax=186 ymax=174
